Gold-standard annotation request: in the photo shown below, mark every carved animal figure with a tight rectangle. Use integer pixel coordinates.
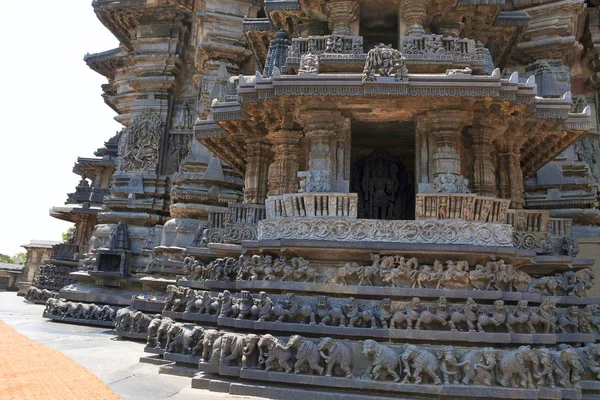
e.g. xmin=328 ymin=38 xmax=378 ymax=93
xmin=132 ymin=311 xmax=152 ymax=333
xmin=438 ymin=346 xmax=470 ymax=385
xmin=201 ymin=329 xmax=222 ymax=361
xmin=221 ymin=333 xmax=247 ymax=366
xmin=258 ymin=334 xmax=292 ymax=373
xmin=416 ymin=297 xmax=449 ymax=330
xmin=146 ymin=315 xmax=163 ymax=347
xmin=477 ymin=300 xmax=507 ymax=333
xmin=286 ymin=335 xmax=323 ymax=375
xmin=335 ymin=262 xmax=359 ymax=285
xmin=537 ymin=347 xmax=580 ymax=389
xmin=506 ymin=300 xmax=535 ymax=333
xmin=115 ymin=308 xmax=134 ymax=331
xmin=362 ymin=339 xmax=401 ymax=381
xmin=241 ymin=334 xmax=260 ymax=369
xmin=155 ymin=317 xmax=175 ymax=349
xmin=497 ymin=346 xmax=541 ymax=388
xmin=317 ymin=337 xmax=353 ymax=378
xmin=460 ymin=348 xmax=499 ymax=386
xmin=390 ymin=298 xmax=420 ymax=329
xmin=574 ymin=343 xmax=600 ymax=380
xmin=401 ymin=344 xmax=442 ymax=385
xmin=319 ymin=302 xmax=346 ymax=327
xmin=449 ymin=298 xmax=477 ymax=332
xmin=167 ymin=325 xmax=204 ymax=355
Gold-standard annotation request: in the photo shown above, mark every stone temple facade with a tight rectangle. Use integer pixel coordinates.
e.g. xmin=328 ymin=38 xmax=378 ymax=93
xmin=30 ymin=0 xmax=600 ymax=399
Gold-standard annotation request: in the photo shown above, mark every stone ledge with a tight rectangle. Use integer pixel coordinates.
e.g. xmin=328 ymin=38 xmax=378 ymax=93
xmin=237 ymin=369 xmax=572 ymax=399
xmin=175 ymin=279 xmax=600 ymax=306
xmin=258 ymin=218 xmax=513 ymax=246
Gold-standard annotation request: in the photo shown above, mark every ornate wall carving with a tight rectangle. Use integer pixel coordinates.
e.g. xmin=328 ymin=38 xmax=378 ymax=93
xmin=258 ymin=218 xmax=513 ymax=247
xmin=120 ymin=110 xmax=162 ymax=173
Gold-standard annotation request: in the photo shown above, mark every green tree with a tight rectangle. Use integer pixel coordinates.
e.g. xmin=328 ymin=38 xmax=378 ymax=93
xmin=0 ymin=253 xmax=13 ymax=264
xmin=62 ymin=226 xmax=76 ymax=242
xmin=12 ymin=252 xmax=26 ymax=265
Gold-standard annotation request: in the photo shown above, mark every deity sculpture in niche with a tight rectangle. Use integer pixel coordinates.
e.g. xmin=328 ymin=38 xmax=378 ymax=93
xmin=352 ymin=149 xmax=408 ymax=220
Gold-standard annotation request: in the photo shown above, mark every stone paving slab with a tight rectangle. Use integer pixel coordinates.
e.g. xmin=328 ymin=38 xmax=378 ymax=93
xmin=0 ymin=292 xmax=262 ymax=400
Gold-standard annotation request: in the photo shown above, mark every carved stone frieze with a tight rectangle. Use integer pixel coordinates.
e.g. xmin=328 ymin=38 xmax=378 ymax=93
xmin=258 ymin=218 xmax=513 ymax=247
xmin=119 ymin=110 xmax=162 ymax=173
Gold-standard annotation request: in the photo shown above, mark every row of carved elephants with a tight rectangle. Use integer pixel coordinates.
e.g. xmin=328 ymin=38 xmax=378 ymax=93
xmin=44 ymin=298 xmax=117 ymax=322
xmin=164 ymin=287 xmax=600 ymax=335
xmin=25 ymin=287 xmax=57 ymax=302
xmin=144 ymin=317 xmax=600 ymax=390
xmin=181 ymin=254 xmax=595 ymax=297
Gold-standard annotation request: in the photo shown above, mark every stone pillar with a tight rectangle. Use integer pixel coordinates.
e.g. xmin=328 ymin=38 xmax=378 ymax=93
xmin=267 ymin=129 xmax=302 ymax=196
xmin=399 ymin=0 xmax=430 ymax=36
xmin=299 ymin=110 xmax=348 ymax=192
xmin=498 ymin=138 xmax=525 ymax=209
xmin=244 ymin=137 xmax=271 ymax=204
xmin=468 ymin=126 xmax=498 ymax=197
xmin=327 ymin=0 xmax=359 ymax=36
xmin=428 ymin=111 xmax=469 ymax=181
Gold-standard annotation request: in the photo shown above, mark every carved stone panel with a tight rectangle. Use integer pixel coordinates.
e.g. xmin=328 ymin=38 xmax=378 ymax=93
xmin=120 ymin=110 xmax=162 ymax=173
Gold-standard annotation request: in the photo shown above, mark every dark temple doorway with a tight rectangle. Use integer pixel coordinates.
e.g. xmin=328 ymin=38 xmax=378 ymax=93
xmin=351 ymin=121 xmax=415 ymax=220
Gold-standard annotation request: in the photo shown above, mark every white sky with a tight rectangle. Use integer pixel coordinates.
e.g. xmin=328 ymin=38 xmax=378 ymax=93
xmin=0 ymin=2 xmax=121 ymax=256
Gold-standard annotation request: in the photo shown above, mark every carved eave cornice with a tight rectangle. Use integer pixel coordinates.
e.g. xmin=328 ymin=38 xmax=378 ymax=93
xmin=73 ymin=157 xmax=116 ymax=178
xmin=84 ymin=48 xmax=127 ymax=79
xmin=194 ymin=120 xmax=247 ymax=173
xmin=243 ymin=18 xmax=276 ymax=72
xmin=92 ymin=0 xmax=190 ymax=50
xmin=521 ymin=105 xmax=592 ymax=179
xmin=510 ymin=0 xmax=586 ymax=65
xmin=50 ymin=205 xmax=102 ymax=223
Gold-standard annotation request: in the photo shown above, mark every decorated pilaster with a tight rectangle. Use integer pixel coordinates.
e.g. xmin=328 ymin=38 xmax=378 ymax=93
xmin=399 ymin=0 xmax=430 ymax=36
xmin=267 ymin=129 xmax=302 ymax=196
xmin=498 ymin=137 xmax=527 ymax=209
xmin=426 ymin=111 xmax=470 ymax=193
xmin=244 ymin=137 xmax=272 ymax=204
xmin=299 ymin=110 xmax=349 ymax=193
xmin=467 ymin=126 xmax=502 ymax=197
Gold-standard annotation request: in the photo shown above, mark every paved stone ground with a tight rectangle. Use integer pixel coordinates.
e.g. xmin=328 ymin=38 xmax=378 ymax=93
xmin=0 ymin=292 xmax=261 ymax=400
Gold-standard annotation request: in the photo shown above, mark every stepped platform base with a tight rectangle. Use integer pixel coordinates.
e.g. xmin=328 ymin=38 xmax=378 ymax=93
xmin=43 ymin=312 xmax=115 ymax=328
xmin=158 ymin=363 xmax=197 ymax=377
xmin=130 ymin=297 xmax=165 ymax=313
xmin=190 ymin=371 xmax=582 ymax=400
xmin=115 ymin=330 xmax=147 ymax=340
xmin=139 ymin=354 xmax=171 ymax=365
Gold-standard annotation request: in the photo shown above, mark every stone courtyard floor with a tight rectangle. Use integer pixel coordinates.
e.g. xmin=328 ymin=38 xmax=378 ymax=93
xmin=0 ymin=292 xmax=263 ymax=400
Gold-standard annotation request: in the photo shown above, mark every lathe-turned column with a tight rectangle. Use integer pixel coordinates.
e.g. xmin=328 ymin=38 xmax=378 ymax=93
xmin=428 ymin=111 xmax=470 ymax=184
xmin=468 ymin=126 xmax=498 ymax=197
xmin=299 ymin=110 xmax=348 ymax=192
xmin=327 ymin=0 xmax=359 ymax=36
xmin=267 ymin=129 xmax=302 ymax=196
xmin=244 ymin=137 xmax=271 ymax=204
xmin=498 ymin=138 xmax=526 ymax=209
xmin=399 ymin=0 xmax=431 ymax=36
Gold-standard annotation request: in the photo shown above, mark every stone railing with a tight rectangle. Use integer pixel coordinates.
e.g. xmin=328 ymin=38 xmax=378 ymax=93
xmin=415 ymin=194 xmax=510 ymax=222
xmin=505 ymin=209 xmax=550 ymax=233
xmin=546 ymin=217 xmax=572 ymax=237
xmin=265 ymin=193 xmax=358 ymax=219
xmin=401 ymin=34 xmax=494 ymax=74
xmin=197 ymin=204 xmax=266 ymax=246
xmin=229 ymin=203 xmax=266 ymax=224
xmin=286 ymin=35 xmax=365 ymax=72
xmin=505 ymin=209 xmax=552 ymax=254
